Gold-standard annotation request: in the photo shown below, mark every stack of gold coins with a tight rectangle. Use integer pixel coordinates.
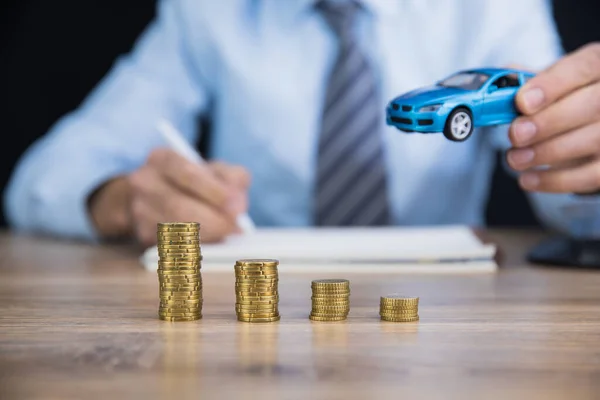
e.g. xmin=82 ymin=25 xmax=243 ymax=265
xmin=379 ymin=294 xmax=419 ymax=322
xmin=309 ymin=279 xmax=350 ymax=321
xmin=157 ymin=222 xmax=202 ymax=322
xmin=235 ymin=259 xmax=280 ymax=323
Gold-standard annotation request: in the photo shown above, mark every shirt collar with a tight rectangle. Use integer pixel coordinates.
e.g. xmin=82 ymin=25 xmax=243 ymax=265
xmin=288 ymin=0 xmax=401 ymax=20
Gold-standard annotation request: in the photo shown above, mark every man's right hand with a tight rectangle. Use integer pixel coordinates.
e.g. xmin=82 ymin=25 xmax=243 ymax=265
xmin=88 ymin=148 xmax=250 ymax=246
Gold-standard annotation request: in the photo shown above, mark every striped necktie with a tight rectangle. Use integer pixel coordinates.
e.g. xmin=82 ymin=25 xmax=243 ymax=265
xmin=314 ymin=0 xmax=391 ymax=226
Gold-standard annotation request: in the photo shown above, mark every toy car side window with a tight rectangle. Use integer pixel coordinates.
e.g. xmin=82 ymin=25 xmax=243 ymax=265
xmin=492 ymin=73 xmax=520 ymax=89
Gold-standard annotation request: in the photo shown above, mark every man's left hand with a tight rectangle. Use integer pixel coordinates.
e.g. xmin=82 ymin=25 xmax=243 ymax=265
xmin=507 ymin=42 xmax=600 ymax=194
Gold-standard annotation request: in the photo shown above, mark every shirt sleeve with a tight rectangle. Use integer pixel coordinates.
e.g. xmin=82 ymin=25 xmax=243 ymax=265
xmin=3 ymin=0 xmax=211 ymax=240
xmin=478 ymin=0 xmax=599 ymax=235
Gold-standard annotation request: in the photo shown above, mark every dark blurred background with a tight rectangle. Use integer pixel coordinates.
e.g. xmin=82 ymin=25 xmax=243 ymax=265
xmin=1 ymin=0 xmax=599 ymax=228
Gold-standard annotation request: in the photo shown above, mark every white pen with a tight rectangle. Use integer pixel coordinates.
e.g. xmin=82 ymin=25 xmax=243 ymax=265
xmin=156 ymin=118 xmax=256 ymax=233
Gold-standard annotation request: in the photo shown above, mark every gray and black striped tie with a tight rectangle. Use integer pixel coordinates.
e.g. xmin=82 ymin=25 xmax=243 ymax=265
xmin=314 ymin=0 xmax=391 ymax=226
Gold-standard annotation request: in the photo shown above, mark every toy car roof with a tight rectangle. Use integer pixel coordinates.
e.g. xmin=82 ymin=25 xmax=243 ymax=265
xmin=459 ymin=67 xmax=534 ymax=76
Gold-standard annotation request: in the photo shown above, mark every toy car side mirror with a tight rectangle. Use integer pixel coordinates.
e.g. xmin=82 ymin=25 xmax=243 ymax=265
xmin=488 ymin=84 xmax=498 ymax=93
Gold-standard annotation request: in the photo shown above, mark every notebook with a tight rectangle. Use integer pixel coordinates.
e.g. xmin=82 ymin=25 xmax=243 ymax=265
xmin=140 ymin=225 xmax=498 ymax=273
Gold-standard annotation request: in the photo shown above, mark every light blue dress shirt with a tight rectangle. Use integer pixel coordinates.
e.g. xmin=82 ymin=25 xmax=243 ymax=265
xmin=3 ymin=0 xmax=586 ymax=240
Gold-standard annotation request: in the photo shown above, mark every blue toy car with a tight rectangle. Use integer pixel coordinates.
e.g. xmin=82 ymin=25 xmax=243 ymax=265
xmin=386 ymin=68 xmax=534 ymax=142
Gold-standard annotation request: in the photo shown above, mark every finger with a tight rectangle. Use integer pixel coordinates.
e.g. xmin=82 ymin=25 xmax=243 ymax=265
xmin=507 ymin=120 xmax=600 ymax=171
xmin=147 ymin=149 xmax=236 ymax=213
xmin=166 ymin=194 xmax=240 ymax=242
xmin=518 ymin=157 xmax=600 ymax=193
xmin=510 ymin=80 xmax=600 ymax=147
xmin=129 ymin=196 xmax=163 ymax=247
xmin=128 ymin=165 xmax=175 ymax=217
xmin=515 ymin=42 xmax=600 ymax=115
xmin=209 ymin=161 xmax=251 ymax=189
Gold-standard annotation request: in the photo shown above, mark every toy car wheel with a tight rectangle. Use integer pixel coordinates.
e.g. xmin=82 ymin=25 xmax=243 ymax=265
xmin=444 ymin=107 xmax=473 ymax=142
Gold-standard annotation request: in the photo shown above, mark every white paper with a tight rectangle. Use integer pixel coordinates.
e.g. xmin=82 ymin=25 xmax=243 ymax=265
xmin=140 ymin=225 xmax=497 ymax=273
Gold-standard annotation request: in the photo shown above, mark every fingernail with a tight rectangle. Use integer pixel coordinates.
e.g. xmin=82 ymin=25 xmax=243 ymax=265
xmin=508 ymin=148 xmax=535 ymax=166
xmin=522 ymin=88 xmax=545 ymax=111
xmin=520 ymin=173 xmax=540 ymax=189
xmin=514 ymin=121 xmax=537 ymax=143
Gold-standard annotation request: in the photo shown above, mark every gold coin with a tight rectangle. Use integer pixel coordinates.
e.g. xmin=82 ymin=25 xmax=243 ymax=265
xmin=311 ymin=294 xmax=350 ymax=300
xmin=160 ymin=281 xmax=200 ymax=287
xmin=158 ymin=272 xmax=201 ymax=277
xmin=157 ymin=250 xmax=200 ymax=256
xmin=235 ymin=259 xmax=279 ymax=267
xmin=236 ymin=303 xmax=278 ymax=310
xmin=236 ymin=290 xmax=278 ymax=296
xmin=379 ymin=310 xmax=418 ymax=316
xmin=235 ymin=278 xmax=278 ymax=284
xmin=158 ymin=261 xmax=201 ymax=267
xmin=234 ymin=268 xmax=279 ymax=274
xmin=380 ymin=315 xmax=419 ymax=322
xmin=156 ymin=227 xmax=200 ymax=233
xmin=158 ymin=271 xmax=201 ymax=278
xmin=235 ymin=285 xmax=278 ymax=292
xmin=235 ymin=274 xmax=278 ymax=280
xmin=160 ymin=289 xmax=201 ymax=295
xmin=159 ymin=315 xmax=201 ymax=322
xmin=234 ymin=262 xmax=279 ymax=269
xmin=237 ymin=316 xmax=280 ymax=323
xmin=236 ymin=291 xmax=277 ymax=297
xmin=159 ymin=257 xmax=202 ymax=263
xmin=157 ymin=232 xmax=199 ymax=238
xmin=157 ymin=268 xmax=200 ymax=275
xmin=380 ymin=305 xmax=418 ymax=311
xmin=157 ymin=242 xmax=199 ymax=247
xmin=311 ymin=311 xmax=349 ymax=316
xmin=235 ymin=285 xmax=278 ymax=291
xmin=157 ymin=222 xmax=199 ymax=229
xmin=160 ymin=301 xmax=202 ymax=308
xmin=380 ymin=294 xmax=419 ymax=302
xmin=311 ymin=299 xmax=350 ymax=307
xmin=160 ymin=295 xmax=202 ymax=301
xmin=379 ymin=312 xmax=419 ymax=318
xmin=311 ymin=306 xmax=350 ymax=312
xmin=311 ymin=279 xmax=349 ymax=286
xmin=159 ymin=277 xmax=201 ymax=284
xmin=235 ymin=280 xmax=277 ymax=285
xmin=157 ymin=227 xmax=199 ymax=233
xmin=235 ymin=301 xmax=278 ymax=307
xmin=236 ymin=312 xmax=280 ymax=319
xmin=312 ymin=291 xmax=350 ymax=296
xmin=159 ymin=308 xmax=201 ymax=315
xmin=309 ymin=315 xmax=347 ymax=321
xmin=159 ymin=290 xmax=201 ymax=295
xmin=158 ymin=312 xmax=202 ymax=319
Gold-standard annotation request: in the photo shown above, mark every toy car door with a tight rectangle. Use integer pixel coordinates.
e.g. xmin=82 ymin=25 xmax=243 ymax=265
xmin=481 ymin=73 xmax=521 ymax=125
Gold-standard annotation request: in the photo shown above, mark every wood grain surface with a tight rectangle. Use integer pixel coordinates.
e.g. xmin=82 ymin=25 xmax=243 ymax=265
xmin=1 ymin=229 xmax=600 ymax=400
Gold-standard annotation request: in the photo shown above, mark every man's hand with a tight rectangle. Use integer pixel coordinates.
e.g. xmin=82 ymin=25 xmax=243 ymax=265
xmin=506 ymin=42 xmax=600 ymax=193
xmin=89 ymin=148 xmax=250 ymax=246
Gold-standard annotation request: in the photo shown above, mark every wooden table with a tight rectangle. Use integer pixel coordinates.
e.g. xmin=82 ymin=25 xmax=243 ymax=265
xmin=1 ymin=229 xmax=600 ymax=399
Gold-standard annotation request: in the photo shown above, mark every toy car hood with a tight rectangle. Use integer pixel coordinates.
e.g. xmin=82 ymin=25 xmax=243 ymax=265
xmin=390 ymin=85 xmax=466 ymax=105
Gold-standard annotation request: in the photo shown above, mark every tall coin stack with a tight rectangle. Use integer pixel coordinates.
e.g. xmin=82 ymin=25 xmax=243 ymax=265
xmin=235 ymin=259 xmax=280 ymax=323
xmin=379 ymin=294 xmax=419 ymax=322
xmin=309 ymin=279 xmax=350 ymax=321
xmin=157 ymin=222 xmax=202 ymax=322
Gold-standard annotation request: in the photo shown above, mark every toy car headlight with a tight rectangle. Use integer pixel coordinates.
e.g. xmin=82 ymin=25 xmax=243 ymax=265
xmin=418 ymin=104 xmax=442 ymax=112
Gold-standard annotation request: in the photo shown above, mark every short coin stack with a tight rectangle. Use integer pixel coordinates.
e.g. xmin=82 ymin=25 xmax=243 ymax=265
xmin=309 ymin=279 xmax=350 ymax=321
xmin=379 ymin=294 xmax=419 ymax=322
xmin=157 ymin=222 xmax=202 ymax=322
xmin=235 ymin=259 xmax=280 ymax=323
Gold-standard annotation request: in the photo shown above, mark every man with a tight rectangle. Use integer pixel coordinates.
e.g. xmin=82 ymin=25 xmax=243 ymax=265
xmin=4 ymin=0 xmax=600 ymax=246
